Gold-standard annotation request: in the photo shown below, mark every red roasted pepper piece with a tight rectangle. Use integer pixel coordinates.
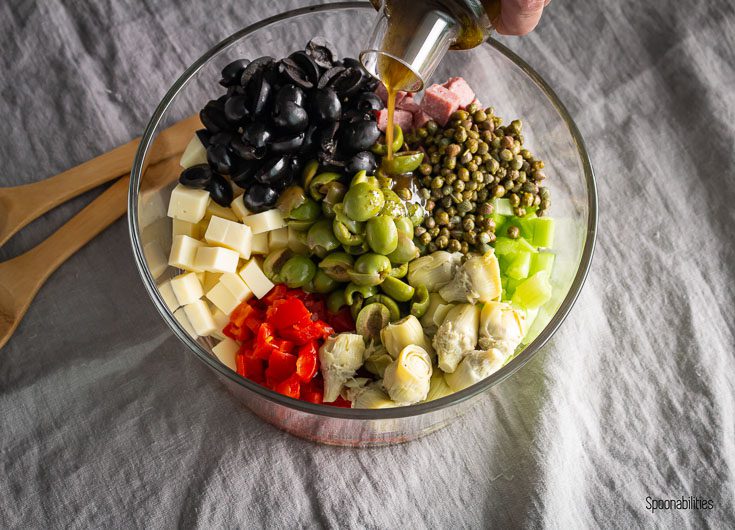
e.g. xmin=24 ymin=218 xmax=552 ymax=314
xmin=265 ymin=349 xmax=297 ymax=385
xmin=274 ymin=374 xmax=301 ymax=399
xmin=270 ymin=297 xmax=312 ymax=331
xmin=295 ymin=341 xmax=319 ymax=382
xmin=263 ymin=284 xmax=288 ymax=304
xmin=327 ymin=307 xmax=355 ymax=333
xmin=329 ymin=395 xmax=352 ymax=408
xmin=300 ymin=378 xmax=324 ymax=404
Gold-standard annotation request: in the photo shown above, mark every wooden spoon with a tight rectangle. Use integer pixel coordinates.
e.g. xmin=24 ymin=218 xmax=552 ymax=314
xmin=0 ymin=155 xmax=182 ymax=350
xmin=0 ymin=114 xmax=200 ymax=248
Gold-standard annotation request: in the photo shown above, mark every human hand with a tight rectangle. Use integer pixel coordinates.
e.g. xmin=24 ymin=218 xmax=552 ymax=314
xmin=494 ymin=0 xmax=551 ymax=35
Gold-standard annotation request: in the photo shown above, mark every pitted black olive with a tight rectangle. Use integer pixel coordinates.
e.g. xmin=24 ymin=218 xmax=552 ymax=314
xmin=220 ymin=58 xmax=250 ymax=87
xmin=309 ymin=87 xmax=341 ymax=122
xmin=317 ymin=66 xmax=346 ymax=89
xmin=278 ymin=58 xmax=314 ymax=89
xmin=345 ymin=151 xmax=378 ymax=174
xmin=305 ymin=37 xmax=338 ymax=69
xmin=247 ymin=75 xmax=272 ymax=117
xmin=199 ymin=100 xmax=229 ymax=133
xmin=243 ymin=183 xmax=278 ymax=213
xmin=242 ymin=122 xmax=272 ymax=148
xmin=300 ymin=125 xmax=319 ymax=154
xmin=209 ymin=132 xmax=235 ymax=146
xmin=318 ymin=121 xmax=340 ymax=155
xmin=230 ymin=138 xmax=266 ymax=160
xmin=355 ymin=91 xmax=384 ymax=112
xmin=270 ymin=133 xmax=306 ymax=154
xmin=207 ymin=144 xmax=233 ymax=174
xmin=272 ymin=101 xmax=309 ymax=133
xmin=179 ymin=164 xmax=213 ymax=189
xmin=230 ymin=159 xmax=259 ymax=188
xmin=275 ymin=84 xmax=306 ymax=109
xmin=254 ymin=155 xmax=292 ymax=185
xmin=224 ymin=95 xmax=250 ymax=123
xmin=342 ymin=108 xmax=374 ymax=123
xmin=195 ymin=129 xmax=212 ymax=146
xmin=329 ymin=67 xmax=363 ymax=96
xmin=288 ymin=51 xmax=320 ymax=85
xmin=364 ymin=77 xmax=380 ymax=91
xmin=340 ymin=119 xmax=381 ymax=153
xmin=240 ymin=56 xmax=275 ymax=88
xmin=207 ymin=172 xmax=234 ymax=206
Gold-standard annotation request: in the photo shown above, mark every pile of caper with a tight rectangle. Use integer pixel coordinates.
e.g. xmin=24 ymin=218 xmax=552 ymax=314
xmin=406 ymin=104 xmax=550 ymax=254
xmin=264 ymin=166 xmax=428 ymax=324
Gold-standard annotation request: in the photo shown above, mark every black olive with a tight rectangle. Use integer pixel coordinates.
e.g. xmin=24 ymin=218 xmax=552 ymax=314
xmin=288 ymin=51 xmax=320 ymax=85
xmin=247 ymin=75 xmax=272 ymax=117
xmin=275 ymin=84 xmax=306 ymax=110
xmin=243 ymin=184 xmax=278 ymax=212
xmin=305 ymin=37 xmax=339 ymax=69
xmin=318 ymin=121 xmax=339 ymax=155
xmin=355 ymin=92 xmax=384 ymax=112
xmin=241 ymin=122 xmax=272 ymax=148
xmin=207 ymin=172 xmax=234 ymax=206
xmin=195 ymin=129 xmax=212 ymax=146
xmin=224 ymin=95 xmax=250 ymax=123
xmin=342 ymin=108 xmax=374 ymax=123
xmin=179 ymin=164 xmax=213 ymax=189
xmin=230 ymin=138 xmax=266 ymax=160
xmin=289 ymin=156 xmax=303 ymax=179
xmin=254 ymin=155 xmax=292 ymax=185
xmin=240 ymin=56 xmax=275 ymax=88
xmin=309 ymin=87 xmax=341 ymax=122
xmin=300 ymin=125 xmax=319 ymax=154
xmin=329 ymin=67 xmax=364 ymax=97
xmin=207 ymin=144 xmax=232 ymax=174
xmin=345 ymin=151 xmax=378 ymax=174
xmin=209 ymin=131 xmax=234 ymax=146
xmin=278 ymin=58 xmax=313 ymax=89
xmin=199 ymin=101 xmax=229 ymax=133
xmin=270 ymin=133 xmax=306 ymax=154
xmin=220 ymin=58 xmax=250 ymax=87
xmin=317 ymin=66 xmax=346 ymax=89
xmin=340 ymin=120 xmax=381 ymax=153
xmin=272 ymin=101 xmax=309 ymax=133
xmin=230 ymin=159 xmax=259 ymax=188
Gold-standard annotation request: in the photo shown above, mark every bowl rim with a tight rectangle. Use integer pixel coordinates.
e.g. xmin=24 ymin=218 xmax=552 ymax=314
xmin=128 ymin=1 xmax=598 ymax=420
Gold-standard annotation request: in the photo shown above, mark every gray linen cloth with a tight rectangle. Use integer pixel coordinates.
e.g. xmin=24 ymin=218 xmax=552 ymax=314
xmin=1 ymin=0 xmax=734 ymax=528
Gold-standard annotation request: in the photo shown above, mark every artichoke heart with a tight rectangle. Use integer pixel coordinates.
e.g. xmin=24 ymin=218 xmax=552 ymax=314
xmin=426 ymin=370 xmax=453 ymax=401
xmin=380 ymin=315 xmax=434 ymax=359
xmin=433 ymin=303 xmax=480 ymax=373
xmin=318 ymin=333 xmax=366 ymax=402
xmin=419 ymin=293 xmax=448 ymax=337
xmin=478 ymin=301 xmax=527 ymax=356
xmin=439 ymin=250 xmax=502 ymax=304
xmin=348 ymin=382 xmax=398 ymax=409
xmin=444 ymin=348 xmax=507 ymax=392
xmin=407 ymin=251 xmax=462 ymax=291
xmin=363 ymin=341 xmax=393 ymax=378
xmin=383 ymin=345 xmax=432 ymax=404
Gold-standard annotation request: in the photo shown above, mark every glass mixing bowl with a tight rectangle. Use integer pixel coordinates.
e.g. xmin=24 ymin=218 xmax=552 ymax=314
xmin=128 ymin=2 xmax=597 ymax=447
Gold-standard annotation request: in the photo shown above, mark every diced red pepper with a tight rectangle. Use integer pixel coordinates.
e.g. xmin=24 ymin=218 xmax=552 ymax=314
xmin=236 ymin=354 xmax=246 ymax=377
xmin=280 ymin=320 xmax=334 ymax=344
xmin=328 ymin=395 xmax=352 ymax=408
xmin=301 ymin=377 xmax=324 ymax=404
xmin=263 ymin=284 xmax=288 ymax=304
xmin=265 ymin=349 xmax=297 ymax=385
xmin=327 ymin=307 xmax=355 ymax=333
xmin=242 ymin=357 xmax=265 ymax=384
xmin=270 ymin=297 xmax=312 ymax=331
xmin=245 ymin=315 xmax=262 ymax=334
xmin=271 ymin=338 xmax=296 ymax=354
xmin=274 ymin=374 xmax=301 ymax=399
xmin=295 ymin=342 xmax=319 ymax=382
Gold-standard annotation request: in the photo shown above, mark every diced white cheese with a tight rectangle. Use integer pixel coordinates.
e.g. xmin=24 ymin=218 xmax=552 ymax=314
xmin=179 ymin=134 xmax=208 ymax=169
xmin=167 ymin=184 xmax=210 ymax=223
xmin=183 ymin=299 xmax=217 ymax=337
xmin=210 ymin=305 xmax=230 ymax=340
xmin=230 ymin=195 xmax=251 ymax=221
xmin=232 ymin=183 xmax=245 ymax=198
xmin=170 ymin=272 xmax=204 ymax=306
xmin=194 ymin=246 xmax=239 ymax=273
xmin=158 ymin=280 xmax=180 ymax=313
xmin=219 ymin=272 xmax=253 ymax=301
xmin=238 ymin=259 xmax=274 ymax=299
xmin=204 ymin=216 xmax=253 ymax=259
xmin=143 ymin=240 xmax=168 ymax=280
xmin=241 ymin=209 xmax=286 ymax=234
xmin=139 ymin=190 xmax=166 ymax=229
xmin=169 ymin=235 xmax=204 ymax=272
xmin=206 ymin=282 xmax=241 ymax=315
xmin=212 ymin=338 xmax=239 ymax=371
xmin=205 ymin=199 xmax=239 ymax=222
xmin=251 ymin=232 xmax=269 ymax=255
xmin=202 ymin=271 xmax=223 ymax=292
xmin=172 ymin=218 xmax=199 ymax=239
xmin=174 ymin=308 xmax=198 ymax=338
xmin=268 ymin=227 xmax=289 ymax=250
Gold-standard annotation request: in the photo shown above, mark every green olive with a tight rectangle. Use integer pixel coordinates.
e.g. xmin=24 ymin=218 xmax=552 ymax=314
xmin=280 ymin=255 xmax=317 ymax=288
xmin=343 ymin=241 xmax=370 ymax=256
xmin=350 ymin=298 xmax=364 ymax=321
xmin=344 ymin=282 xmax=379 ymax=305
xmin=381 ymin=188 xmax=408 ymax=218
xmin=263 ymin=248 xmax=293 ymax=283
xmin=350 ymin=170 xmax=368 ymax=186
xmin=309 ymin=172 xmax=342 ymax=201
xmin=343 ymin=182 xmax=385 ymax=222
xmin=276 ymin=186 xmax=307 ymax=218
xmin=288 ymin=219 xmax=317 ymax=231
xmin=307 ymin=219 xmax=340 ymax=258
xmin=354 ymin=253 xmax=392 ymax=275
xmin=379 ymin=276 xmax=415 ymax=302
xmin=410 ymin=285 xmax=430 ymax=318
xmin=323 ymin=182 xmax=347 ymax=207
xmin=386 ymin=233 xmax=420 ymax=263
xmin=302 ymin=159 xmax=319 ymax=189
xmin=388 ymin=262 xmax=408 ymax=279
xmin=311 ymin=269 xmax=339 ymax=294
xmin=289 ymin=197 xmax=321 ymax=222
xmin=333 ymin=219 xmax=365 ymax=246
xmin=394 ymin=217 xmax=414 ymax=239
xmin=318 ymin=251 xmax=354 ymax=282
xmin=327 ymin=289 xmax=347 ymax=313
xmin=332 ymin=203 xmax=365 ymax=233
xmin=356 ymin=303 xmax=391 ymax=340
xmin=364 ymin=294 xmax=401 ymax=322
xmin=366 ymin=215 xmax=398 ymax=255
xmin=406 ymin=202 xmax=426 ymax=227
xmin=380 ymin=151 xmax=425 ymax=176
xmin=288 ymin=226 xmax=310 ymax=253
xmin=372 ymin=124 xmax=404 ymax=155
xmin=347 ymin=271 xmax=383 ymax=286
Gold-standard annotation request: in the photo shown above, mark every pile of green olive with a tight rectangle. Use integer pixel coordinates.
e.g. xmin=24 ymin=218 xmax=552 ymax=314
xmin=264 ymin=162 xmax=430 ymax=325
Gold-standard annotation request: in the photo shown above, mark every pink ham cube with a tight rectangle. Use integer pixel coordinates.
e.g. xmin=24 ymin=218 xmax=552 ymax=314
xmin=397 ymin=95 xmax=420 ymax=113
xmin=412 ymin=110 xmax=432 ymax=130
xmin=375 ymin=108 xmax=414 ymax=133
xmin=420 ymin=84 xmax=461 ymax=126
xmin=442 ymin=77 xmax=475 ymax=109
xmin=374 ymin=82 xmax=410 ymax=107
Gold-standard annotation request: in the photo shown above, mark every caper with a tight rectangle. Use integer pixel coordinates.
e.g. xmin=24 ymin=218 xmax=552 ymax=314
xmin=281 ymin=255 xmax=316 ymax=288
xmin=318 ymin=252 xmax=354 ymax=282
xmin=447 ymin=238 xmax=461 ymax=252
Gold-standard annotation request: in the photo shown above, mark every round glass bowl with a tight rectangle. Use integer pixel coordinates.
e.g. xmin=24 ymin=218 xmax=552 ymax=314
xmin=128 ymin=2 xmax=596 ymax=447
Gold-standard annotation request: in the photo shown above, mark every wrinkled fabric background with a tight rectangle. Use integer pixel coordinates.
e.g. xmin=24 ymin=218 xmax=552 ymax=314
xmin=1 ymin=0 xmax=734 ymax=527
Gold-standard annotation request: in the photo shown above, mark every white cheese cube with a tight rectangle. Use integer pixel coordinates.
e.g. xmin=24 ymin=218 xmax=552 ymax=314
xmin=172 ymin=218 xmax=199 ymax=239
xmin=230 ymin=195 xmax=251 ymax=221
xmin=158 ymin=280 xmax=180 ymax=313
xmin=241 ymin=209 xmax=286 ymax=234
xmin=251 ymin=232 xmax=269 ymax=255
xmin=238 ymin=259 xmax=274 ymax=299
xmin=169 ymin=235 xmax=204 ymax=272
xmin=268 ymin=227 xmax=289 ymax=250
xmin=183 ymin=299 xmax=217 ymax=337
xmin=205 ymin=282 xmax=240 ymax=315
xmin=139 ymin=191 xmax=166 ymax=229
xmin=210 ymin=306 xmax=230 ymax=340
xmin=174 ymin=308 xmax=198 ymax=338
xmin=143 ymin=240 xmax=168 ymax=280
xmin=202 ymin=271 xmax=223 ymax=292
xmin=170 ymin=272 xmax=204 ymax=306
xmin=219 ymin=273 xmax=253 ymax=301
xmin=167 ymin=184 xmax=210 ymax=223
xmin=194 ymin=246 xmax=239 ymax=273
xmin=205 ymin=199 xmax=239 ymax=222
xmin=204 ymin=216 xmax=253 ymax=259
xmin=212 ymin=339 xmax=239 ymax=371
xmin=179 ymin=134 xmax=208 ymax=169
xmin=232 ymin=183 xmax=245 ymax=198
